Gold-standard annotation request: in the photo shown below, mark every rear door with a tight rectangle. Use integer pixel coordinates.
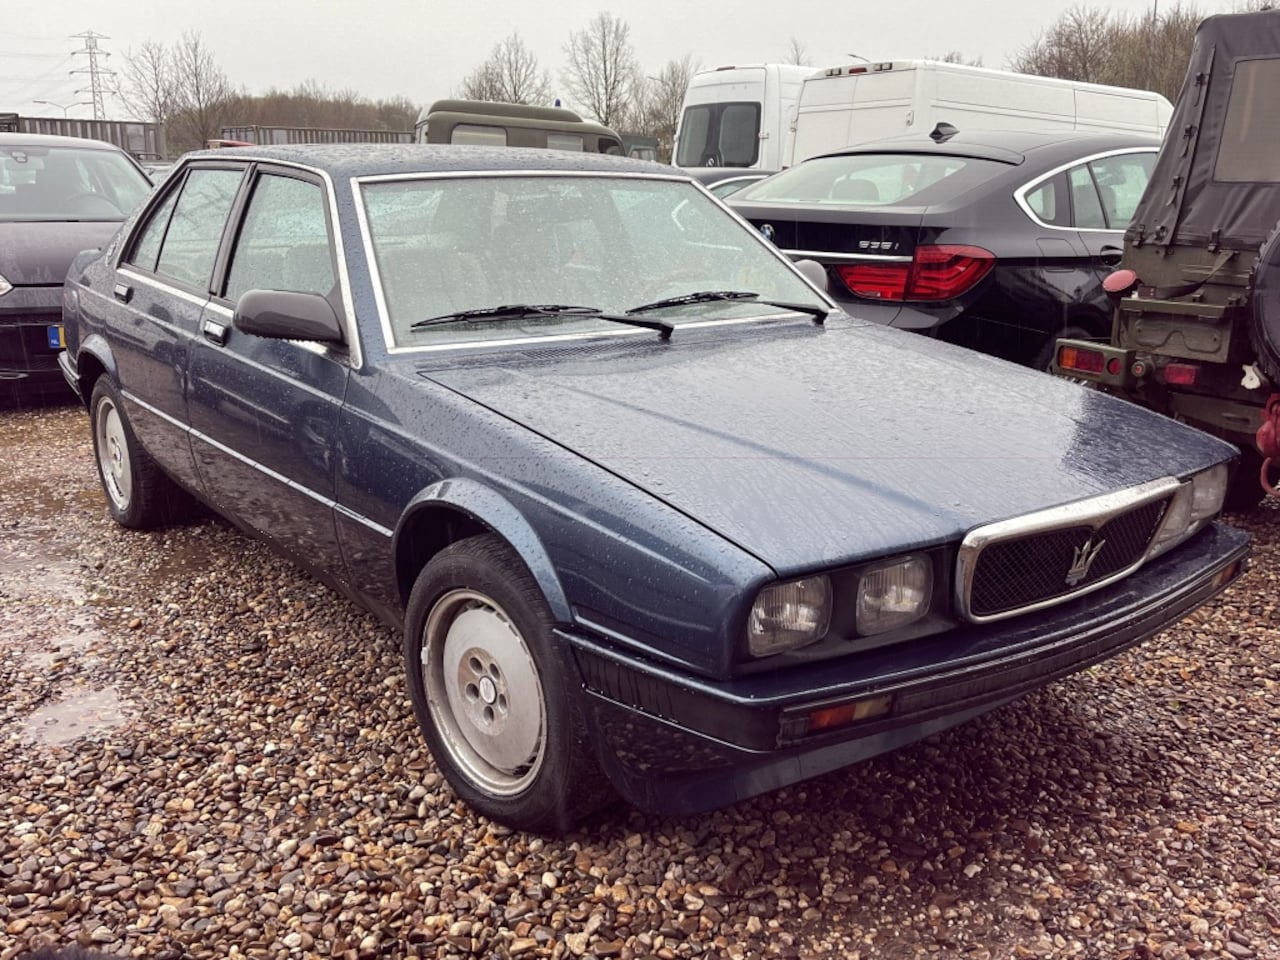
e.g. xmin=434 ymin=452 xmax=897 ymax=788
xmin=109 ymin=163 xmax=246 ymax=489
xmin=186 ymin=164 xmax=350 ymax=567
xmin=1069 ymin=149 xmax=1157 ymax=269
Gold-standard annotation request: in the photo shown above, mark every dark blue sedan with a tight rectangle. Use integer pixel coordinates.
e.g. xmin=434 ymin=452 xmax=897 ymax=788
xmin=59 ymin=144 xmax=1248 ymax=832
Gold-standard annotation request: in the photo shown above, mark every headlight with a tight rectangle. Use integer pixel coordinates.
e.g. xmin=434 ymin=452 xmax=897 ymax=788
xmin=1147 ymin=464 xmax=1228 ymax=559
xmin=856 ymin=555 xmax=932 ymax=635
xmin=748 ymin=575 xmax=832 ymax=657
xmin=0 ymin=272 xmax=11 ymax=297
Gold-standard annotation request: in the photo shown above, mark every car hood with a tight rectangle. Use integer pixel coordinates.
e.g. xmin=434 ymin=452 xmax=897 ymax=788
xmin=0 ymin=220 xmax=120 ymax=286
xmin=414 ymin=319 xmax=1234 ymax=575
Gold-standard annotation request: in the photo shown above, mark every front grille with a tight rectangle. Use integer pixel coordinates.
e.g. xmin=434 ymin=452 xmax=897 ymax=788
xmin=0 ymin=313 xmax=63 ymax=371
xmin=967 ymin=497 xmax=1170 ymax=619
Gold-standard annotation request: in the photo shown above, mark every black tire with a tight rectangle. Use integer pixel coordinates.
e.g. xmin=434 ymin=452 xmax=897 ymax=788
xmin=1034 ymin=324 xmax=1094 ymax=374
xmin=88 ymin=376 xmax=187 ymax=529
xmin=404 ymin=534 xmax=612 ymax=833
xmin=1224 ymin=445 xmax=1268 ymax=513
xmin=1248 ymin=223 xmax=1280 ymax=386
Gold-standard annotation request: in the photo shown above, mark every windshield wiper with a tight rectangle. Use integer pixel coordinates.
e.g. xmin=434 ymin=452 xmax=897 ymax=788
xmin=626 ymin=290 xmax=831 ymax=323
xmin=410 ymin=303 xmax=674 ymax=339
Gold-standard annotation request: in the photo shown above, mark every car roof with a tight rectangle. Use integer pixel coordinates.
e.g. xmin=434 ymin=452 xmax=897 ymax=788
xmin=0 ymin=132 xmax=127 ymax=152
xmin=182 ymin=143 xmax=677 ymax=179
xmin=815 ymin=128 xmax=1163 ymax=166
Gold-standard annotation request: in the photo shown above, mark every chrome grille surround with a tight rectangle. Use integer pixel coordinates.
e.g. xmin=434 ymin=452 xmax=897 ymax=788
xmin=956 ymin=477 xmax=1184 ymax=624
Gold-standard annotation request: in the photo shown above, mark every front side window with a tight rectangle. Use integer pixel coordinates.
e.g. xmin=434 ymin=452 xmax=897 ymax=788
xmin=149 ymin=167 xmax=243 ymax=289
xmin=1215 ymin=57 xmax=1280 ymax=182
xmin=359 ymin=175 xmax=827 ymax=349
xmin=676 ymin=102 xmax=761 ymax=167
xmin=1088 ymin=152 xmax=1155 ymax=228
xmin=224 ymin=173 xmax=334 ymax=302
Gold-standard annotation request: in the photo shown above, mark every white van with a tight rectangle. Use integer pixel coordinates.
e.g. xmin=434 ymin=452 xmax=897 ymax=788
xmin=674 ymin=64 xmax=818 ymax=170
xmin=785 ymin=61 xmax=1173 ymax=166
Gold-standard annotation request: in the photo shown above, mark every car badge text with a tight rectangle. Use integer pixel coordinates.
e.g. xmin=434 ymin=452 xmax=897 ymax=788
xmin=1066 ymin=537 xmax=1106 ymax=586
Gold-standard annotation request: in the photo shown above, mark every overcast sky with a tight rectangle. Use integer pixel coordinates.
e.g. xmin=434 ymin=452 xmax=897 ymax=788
xmin=2 ymin=0 xmax=1195 ymax=122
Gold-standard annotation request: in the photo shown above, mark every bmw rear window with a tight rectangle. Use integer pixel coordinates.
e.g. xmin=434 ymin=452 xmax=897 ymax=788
xmin=736 ymin=153 xmax=1004 ymax=206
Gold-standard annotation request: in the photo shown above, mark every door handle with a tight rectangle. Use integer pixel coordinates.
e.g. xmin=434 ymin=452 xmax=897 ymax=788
xmin=112 ymin=282 xmax=133 ymax=304
xmin=1100 ymin=245 xmax=1124 ymax=267
xmin=202 ymin=318 xmax=229 ymax=346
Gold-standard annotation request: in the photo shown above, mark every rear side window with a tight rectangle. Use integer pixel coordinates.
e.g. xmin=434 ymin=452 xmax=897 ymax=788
xmin=142 ymin=168 xmax=243 ymax=289
xmin=452 ymin=124 xmax=507 ymax=147
xmin=224 ymin=173 xmax=335 ymax=302
xmin=127 ymin=188 xmax=180 ymax=273
xmin=1215 ymin=57 xmax=1280 ymax=182
xmin=1088 ymin=152 xmax=1155 ymax=228
xmin=1068 ymin=165 xmax=1107 ymax=229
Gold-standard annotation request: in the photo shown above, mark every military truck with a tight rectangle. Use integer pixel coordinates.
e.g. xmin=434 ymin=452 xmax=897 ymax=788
xmin=1054 ymin=8 xmax=1280 ymax=508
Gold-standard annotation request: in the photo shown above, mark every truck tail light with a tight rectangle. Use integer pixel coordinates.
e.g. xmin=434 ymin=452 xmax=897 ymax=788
xmin=1057 ymin=345 xmax=1106 ymax=374
xmin=1162 ymin=363 xmax=1200 ymax=385
xmin=836 ymin=245 xmax=995 ymax=302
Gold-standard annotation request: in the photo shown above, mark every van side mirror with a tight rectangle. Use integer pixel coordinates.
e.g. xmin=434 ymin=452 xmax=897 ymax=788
xmin=794 ymin=258 xmax=829 ymax=293
xmin=233 ymin=289 xmax=345 ymax=343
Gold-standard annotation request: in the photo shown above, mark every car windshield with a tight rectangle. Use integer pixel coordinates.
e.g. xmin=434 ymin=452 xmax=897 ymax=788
xmin=0 ymin=144 xmax=151 ymax=222
xmin=360 ymin=174 xmax=828 ymax=348
xmin=737 ymin=153 xmax=1001 ymax=206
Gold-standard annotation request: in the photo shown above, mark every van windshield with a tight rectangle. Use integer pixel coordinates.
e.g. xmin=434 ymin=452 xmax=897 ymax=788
xmin=677 ymin=102 xmax=761 ymax=167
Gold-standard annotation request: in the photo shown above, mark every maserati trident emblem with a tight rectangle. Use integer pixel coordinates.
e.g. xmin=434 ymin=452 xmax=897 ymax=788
xmin=760 ymin=223 xmax=776 ymax=242
xmin=1065 ymin=537 xmax=1107 ymax=587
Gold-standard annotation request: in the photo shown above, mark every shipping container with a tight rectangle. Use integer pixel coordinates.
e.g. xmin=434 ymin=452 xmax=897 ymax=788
xmin=220 ymin=125 xmax=412 ymax=146
xmin=1 ymin=113 xmax=166 ymax=159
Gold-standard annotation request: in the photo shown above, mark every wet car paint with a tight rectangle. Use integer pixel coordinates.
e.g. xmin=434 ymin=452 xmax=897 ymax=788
xmin=60 ymin=144 xmax=1249 ymax=816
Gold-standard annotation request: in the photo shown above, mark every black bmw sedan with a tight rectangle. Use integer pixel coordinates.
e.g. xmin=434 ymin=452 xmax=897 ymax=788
xmin=728 ymin=127 xmax=1160 ymax=369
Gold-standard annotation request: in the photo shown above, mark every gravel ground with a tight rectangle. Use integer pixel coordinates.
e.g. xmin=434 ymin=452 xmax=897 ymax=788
xmin=1 ymin=396 xmax=1279 ymax=960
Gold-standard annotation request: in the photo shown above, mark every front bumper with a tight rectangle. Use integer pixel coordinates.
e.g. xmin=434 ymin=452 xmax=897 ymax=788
xmin=0 ymin=286 xmax=72 ymax=394
xmin=565 ymin=521 xmax=1248 ymax=815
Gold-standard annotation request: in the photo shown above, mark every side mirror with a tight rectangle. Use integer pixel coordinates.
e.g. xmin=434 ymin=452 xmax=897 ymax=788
xmin=794 ymin=258 xmax=829 ymax=293
xmin=233 ymin=289 xmax=345 ymax=343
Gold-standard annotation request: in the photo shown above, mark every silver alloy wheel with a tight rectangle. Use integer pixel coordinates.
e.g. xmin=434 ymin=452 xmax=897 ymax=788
xmin=422 ymin=588 xmax=547 ymax=795
xmin=95 ymin=395 xmax=132 ymax=511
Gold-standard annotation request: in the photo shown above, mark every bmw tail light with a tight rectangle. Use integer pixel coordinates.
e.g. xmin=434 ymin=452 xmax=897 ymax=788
xmin=836 ymin=245 xmax=994 ymax=303
xmin=905 ymin=245 xmax=995 ymax=300
xmin=835 ymin=262 xmax=910 ymax=300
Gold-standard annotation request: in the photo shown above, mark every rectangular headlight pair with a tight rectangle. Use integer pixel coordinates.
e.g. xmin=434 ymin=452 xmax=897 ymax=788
xmin=747 ymin=555 xmax=934 ymax=658
xmin=1147 ymin=464 xmax=1228 ymax=560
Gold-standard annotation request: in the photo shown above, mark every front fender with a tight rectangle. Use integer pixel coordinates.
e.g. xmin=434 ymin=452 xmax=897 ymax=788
xmin=395 ymin=477 xmax=572 ymax=622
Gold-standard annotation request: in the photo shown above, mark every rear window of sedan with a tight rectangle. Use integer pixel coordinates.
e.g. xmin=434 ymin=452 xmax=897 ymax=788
xmin=736 ymin=153 xmax=1005 ymax=206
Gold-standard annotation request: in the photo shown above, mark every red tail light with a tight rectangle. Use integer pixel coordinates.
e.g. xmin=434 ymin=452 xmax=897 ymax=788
xmin=836 ymin=244 xmax=995 ymax=302
xmin=1162 ymin=363 xmax=1200 ymax=385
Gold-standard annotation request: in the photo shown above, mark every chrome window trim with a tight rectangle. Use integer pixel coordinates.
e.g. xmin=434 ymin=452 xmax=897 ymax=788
xmin=351 ymin=170 xmax=836 ymax=355
xmin=115 ymin=156 xmax=363 ymax=371
xmin=118 ymin=267 xmax=209 ymax=309
xmin=1013 ymin=146 xmax=1159 ymax=234
xmin=955 ymin=476 xmax=1183 ymax=624
xmin=783 ymin=248 xmax=913 ymax=263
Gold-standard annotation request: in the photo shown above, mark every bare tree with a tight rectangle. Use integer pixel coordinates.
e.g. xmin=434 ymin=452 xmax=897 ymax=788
xmin=166 ymin=32 xmax=235 ymax=150
xmin=631 ymin=54 xmax=698 ymax=161
xmin=1008 ymin=2 xmax=1215 ymax=102
xmin=931 ymin=50 xmax=985 ymax=67
xmin=117 ymin=40 xmax=175 ymax=126
xmin=784 ymin=37 xmax=811 ymax=66
xmin=458 ymin=32 xmax=551 ymax=104
xmin=561 ymin=12 xmax=640 ymax=128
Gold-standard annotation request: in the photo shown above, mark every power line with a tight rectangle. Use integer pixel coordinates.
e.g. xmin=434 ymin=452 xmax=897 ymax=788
xmin=70 ymin=30 xmax=115 ymax=120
